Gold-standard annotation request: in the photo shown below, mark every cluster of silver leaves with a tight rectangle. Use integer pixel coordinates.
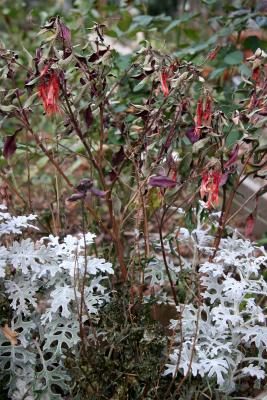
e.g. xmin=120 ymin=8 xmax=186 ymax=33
xmin=162 ymin=206 xmax=267 ymax=393
xmin=0 ymin=205 xmax=114 ymax=399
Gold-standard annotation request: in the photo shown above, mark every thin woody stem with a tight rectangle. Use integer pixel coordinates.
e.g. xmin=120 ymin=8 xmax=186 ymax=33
xmin=61 ymin=83 xmax=127 ymax=281
xmin=15 ymin=91 xmax=74 ymax=189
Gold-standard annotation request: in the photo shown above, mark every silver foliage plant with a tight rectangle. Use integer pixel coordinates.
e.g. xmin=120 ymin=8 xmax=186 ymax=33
xmin=160 ymin=205 xmax=267 ymax=393
xmin=0 ymin=205 xmax=114 ymax=399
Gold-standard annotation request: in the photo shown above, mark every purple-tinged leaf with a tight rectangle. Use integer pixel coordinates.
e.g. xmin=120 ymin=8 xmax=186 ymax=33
xmin=148 ymin=175 xmax=177 ymax=189
xmin=59 ymin=22 xmax=72 ymax=48
xmin=67 ymin=192 xmax=85 ymax=202
xmin=224 ymin=145 xmax=239 ymax=168
xmin=186 ymin=126 xmax=199 ymax=144
xmin=219 ymin=173 xmax=228 ymax=186
xmin=90 ymin=187 xmax=107 ymax=198
xmin=3 ymin=134 xmax=17 ymax=159
xmin=35 ymin=47 xmax=42 ymax=62
xmin=112 ymin=146 xmax=125 ymax=167
xmin=76 ymin=178 xmax=93 ymax=193
xmin=84 ymin=105 xmax=93 ymax=128
xmin=109 ymin=170 xmax=117 ymax=182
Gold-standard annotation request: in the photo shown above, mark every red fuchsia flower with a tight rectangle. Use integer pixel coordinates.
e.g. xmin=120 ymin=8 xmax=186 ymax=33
xmin=194 ymin=98 xmax=203 ymax=138
xmin=160 ymin=69 xmax=169 ymax=97
xmin=38 ymin=69 xmax=60 ymax=115
xmin=200 ymin=170 xmax=221 ymax=209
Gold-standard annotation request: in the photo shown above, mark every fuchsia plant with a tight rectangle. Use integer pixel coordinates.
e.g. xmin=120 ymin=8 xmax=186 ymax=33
xmin=0 ymin=14 xmax=267 ymax=399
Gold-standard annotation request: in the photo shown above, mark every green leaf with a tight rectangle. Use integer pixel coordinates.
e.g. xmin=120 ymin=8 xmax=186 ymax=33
xmin=183 ymin=28 xmax=199 ymax=41
xmin=22 ymin=46 xmax=33 ymax=67
xmin=225 ymin=130 xmax=242 ymax=148
xmin=118 ymin=11 xmax=132 ymax=32
xmin=25 ymin=76 xmax=41 ymax=87
xmin=192 ymin=137 xmax=209 ymax=153
xmin=209 ymin=67 xmax=226 ymax=79
xmin=164 ymin=12 xmax=199 ymax=33
xmin=133 ymin=15 xmax=153 ymax=27
xmin=224 ymin=50 xmax=243 ymax=65
xmin=179 ymin=152 xmax=192 ymax=177
xmin=23 ymin=92 xmax=38 ymax=109
xmin=243 ymin=36 xmax=261 ymax=52
xmin=239 ymin=64 xmax=251 ymax=77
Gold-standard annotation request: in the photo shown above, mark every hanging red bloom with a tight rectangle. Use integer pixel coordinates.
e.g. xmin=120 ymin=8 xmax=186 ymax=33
xmin=200 ymin=170 xmax=221 ymax=209
xmin=38 ymin=69 xmax=60 ymax=115
xmin=194 ymin=98 xmax=203 ymax=138
xmin=160 ymin=69 xmax=169 ymax=97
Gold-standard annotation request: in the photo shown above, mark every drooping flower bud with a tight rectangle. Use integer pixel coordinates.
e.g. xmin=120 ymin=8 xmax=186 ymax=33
xmin=160 ymin=69 xmax=169 ymax=97
xmin=38 ymin=68 xmax=60 ymax=115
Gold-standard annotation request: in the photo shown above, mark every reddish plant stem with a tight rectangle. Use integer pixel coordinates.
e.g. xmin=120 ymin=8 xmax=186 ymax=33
xmin=62 ymin=85 xmax=127 ymax=281
xmin=15 ymin=92 xmax=74 ymax=189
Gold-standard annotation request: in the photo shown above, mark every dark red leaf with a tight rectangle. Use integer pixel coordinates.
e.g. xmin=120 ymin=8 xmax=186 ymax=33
xmin=148 ymin=175 xmax=177 ymax=189
xmin=88 ymin=48 xmax=109 ymax=63
xmin=109 ymin=170 xmax=117 ymax=182
xmin=219 ymin=173 xmax=228 ymax=186
xmin=186 ymin=126 xmax=199 ymax=144
xmin=131 ymin=73 xmax=146 ymax=81
xmin=112 ymin=146 xmax=125 ymax=167
xmin=76 ymin=178 xmax=93 ymax=193
xmin=75 ymin=55 xmax=88 ymax=69
xmin=84 ymin=106 xmax=94 ymax=128
xmin=3 ymin=134 xmax=17 ymax=159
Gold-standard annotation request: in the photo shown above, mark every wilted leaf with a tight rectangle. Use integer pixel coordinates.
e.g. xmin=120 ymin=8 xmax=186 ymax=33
xmin=224 ymin=145 xmax=239 ymax=168
xmin=90 ymin=187 xmax=107 ymax=197
xmin=0 ymin=104 xmax=17 ymax=113
xmin=67 ymin=193 xmax=86 ymax=202
xmin=1 ymin=324 xmax=18 ymax=346
xmin=88 ymin=48 xmax=110 ymax=63
xmin=192 ymin=137 xmax=209 ymax=153
xmin=112 ymin=146 xmax=125 ymax=167
xmin=3 ymin=133 xmax=17 ymax=159
xmin=84 ymin=105 xmax=93 ymax=128
xmin=58 ymin=20 xmax=72 ymax=48
xmin=76 ymin=178 xmax=93 ymax=193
